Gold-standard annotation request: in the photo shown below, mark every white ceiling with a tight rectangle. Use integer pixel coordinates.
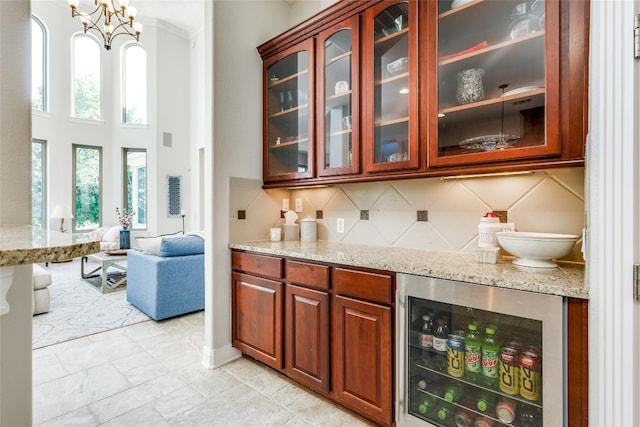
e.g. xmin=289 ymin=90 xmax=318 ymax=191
xmin=132 ymin=0 xmax=205 ymax=37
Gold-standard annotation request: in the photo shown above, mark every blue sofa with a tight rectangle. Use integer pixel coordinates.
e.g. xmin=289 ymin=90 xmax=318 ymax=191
xmin=127 ymin=234 xmax=204 ymax=320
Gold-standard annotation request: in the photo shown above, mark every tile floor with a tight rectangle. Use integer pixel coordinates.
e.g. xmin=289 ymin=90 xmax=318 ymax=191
xmin=33 ymin=312 xmax=374 ymax=426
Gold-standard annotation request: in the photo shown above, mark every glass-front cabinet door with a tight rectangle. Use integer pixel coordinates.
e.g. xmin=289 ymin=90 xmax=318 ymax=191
xmin=263 ymin=40 xmax=314 ymax=181
xmin=317 ymin=17 xmax=359 ymax=177
xmin=363 ymin=0 xmax=419 ymax=173
xmin=429 ymin=0 xmax=559 ymax=167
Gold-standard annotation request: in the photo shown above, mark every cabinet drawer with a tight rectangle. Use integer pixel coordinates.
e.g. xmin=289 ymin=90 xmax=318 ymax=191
xmin=231 ymin=251 xmax=282 ymax=279
xmin=285 ymin=260 xmax=329 ymax=291
xmin=333 ymin=268 xmax=393 ymax=305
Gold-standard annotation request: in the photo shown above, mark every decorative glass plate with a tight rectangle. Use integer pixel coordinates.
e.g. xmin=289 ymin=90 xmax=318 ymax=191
xmin=458 ymin=134 xmax=520 ymax=151
xmin=501 ymin=86 xmax=544 ymax=97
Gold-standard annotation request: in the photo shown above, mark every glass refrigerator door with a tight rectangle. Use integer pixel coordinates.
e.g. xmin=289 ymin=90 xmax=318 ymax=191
xmin=398 ymin=275 xmax=563 ymax=427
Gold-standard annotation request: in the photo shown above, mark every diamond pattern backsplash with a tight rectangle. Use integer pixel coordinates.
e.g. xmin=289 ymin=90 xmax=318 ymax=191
xmin=229 ymin=168 xmax=585 ymax=262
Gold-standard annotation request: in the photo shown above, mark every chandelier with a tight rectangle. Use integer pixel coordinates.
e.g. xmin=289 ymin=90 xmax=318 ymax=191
xmin=67 ymin=0 xmax=143 ymax=50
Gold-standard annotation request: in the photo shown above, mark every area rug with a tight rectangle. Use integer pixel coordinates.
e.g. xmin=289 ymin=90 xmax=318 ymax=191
xmin=32 ymin=258 xmax=150 ymax=349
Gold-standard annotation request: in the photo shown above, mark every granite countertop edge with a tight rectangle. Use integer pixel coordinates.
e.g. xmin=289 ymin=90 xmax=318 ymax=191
xmin=229 ymin=240 xmax=588 ymax=300
xmin=0 ymin=225 xmax=100 ymax=267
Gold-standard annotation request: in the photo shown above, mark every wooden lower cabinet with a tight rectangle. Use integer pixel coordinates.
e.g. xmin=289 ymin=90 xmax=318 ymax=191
xmin=284 ymin=284 xmax=330 ymax=393
xmin=332 ymin=295 xmax=393 ymax=426
xmin=231 ymin=272 xmax=283 ymax=370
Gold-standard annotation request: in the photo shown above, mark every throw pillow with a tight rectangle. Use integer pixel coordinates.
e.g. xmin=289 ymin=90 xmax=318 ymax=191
xmin=158 ymin=234 xmax=205 ymax=257
xmin=102 ymin=226 xmax=121 ymax=243
xmin=136 ymin=231 xmax=182 ymax=256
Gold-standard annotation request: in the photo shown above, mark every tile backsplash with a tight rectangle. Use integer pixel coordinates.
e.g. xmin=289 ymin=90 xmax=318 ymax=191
xmin=229 ymin=168 xmax=585 ymax=262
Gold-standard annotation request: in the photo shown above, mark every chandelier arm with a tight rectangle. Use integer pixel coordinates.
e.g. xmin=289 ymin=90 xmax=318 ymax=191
xmin=71 ymin=2 xmax=103 ymax=19
xmin=83 ymin=26 xmax=109 ymax=47
xmin=109 ymin=22 xmax=137 ymax=39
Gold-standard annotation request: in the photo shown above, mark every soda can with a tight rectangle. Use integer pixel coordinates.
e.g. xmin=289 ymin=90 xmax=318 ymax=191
xmin=447 ymin=333 xmax=465 ymax=378
xmin=499 ymin=345 xmax=520 ymax=395
xmin=518 ymin=346 xmax=541 ymax=401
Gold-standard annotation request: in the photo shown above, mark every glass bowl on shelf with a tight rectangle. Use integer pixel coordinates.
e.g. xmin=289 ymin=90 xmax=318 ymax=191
xmin=458 ymin=133 xmax=520 ymax=152
xmin=387 ymin=57 xmax=409 ymax=76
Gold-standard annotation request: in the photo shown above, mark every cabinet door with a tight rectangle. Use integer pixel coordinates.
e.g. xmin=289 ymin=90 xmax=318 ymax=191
xmin=232 ymin=272 xmax=283 ymax=370
xmin=332 ymin=295 xmax=393 ymax=426
xmin=362 ymin=0 xmax=419 ymax=174
xmin=317 ymin=16 xmax=360 ymax=177
xmin=263 ymin=39 xmax=315 ymax=182
xmin=285 ymin=284 xmax=330 ymax=393
xmin=428 ymin=0 xmax=561 ymax=167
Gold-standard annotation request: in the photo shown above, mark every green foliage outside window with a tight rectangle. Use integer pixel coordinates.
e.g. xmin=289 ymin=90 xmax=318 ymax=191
xmin=74 ymin=146 xmax=101 ymax=230
xmin=74 ymin=74 xmax=101 ymax=121
xmin=32 ymin=141 xmax=45 ymax=227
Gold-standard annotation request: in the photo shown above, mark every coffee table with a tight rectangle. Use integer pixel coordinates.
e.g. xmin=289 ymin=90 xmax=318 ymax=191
xmin=81 ymin=251 xmax=128 ymax=293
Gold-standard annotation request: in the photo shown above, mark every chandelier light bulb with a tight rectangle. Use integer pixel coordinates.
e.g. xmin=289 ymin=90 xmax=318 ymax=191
xmin=68 ymin=0 xmax=79 ymax=8
xmin=119 ymin=0 xmax=130 ymax=9
xmin=127 ymin=5 xmax=137 ymax=19
xmin=133 ymin=22 xmax=143 ymax=34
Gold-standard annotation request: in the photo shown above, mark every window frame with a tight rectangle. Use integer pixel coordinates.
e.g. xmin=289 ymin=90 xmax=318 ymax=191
xmin=31 ymin=15 xmax=48 ymax=112
xmin=72 ymin=144 xmax=103 ymax=233
xmin=122 ymin=148 xmax=147 ymax=230
xmin=71 ymin=33 xmax=103 ymax=121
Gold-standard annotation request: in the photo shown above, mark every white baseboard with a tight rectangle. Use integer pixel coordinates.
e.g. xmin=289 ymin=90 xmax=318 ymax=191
xmin=201 ymin=344 xmax=241 ymax=369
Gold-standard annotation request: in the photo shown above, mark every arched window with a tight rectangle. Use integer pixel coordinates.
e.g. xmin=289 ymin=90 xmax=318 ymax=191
xmin=31 ymin=16 xmax=47 ymax=111
xmin=122 ymin=43 xmax=147 ymax=124
xmin=72 ymin=34 xmax=101 ymax=120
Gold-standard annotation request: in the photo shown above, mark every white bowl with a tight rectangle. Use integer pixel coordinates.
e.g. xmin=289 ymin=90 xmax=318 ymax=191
xmin=495 ymin=231 xmax=579 ymax=268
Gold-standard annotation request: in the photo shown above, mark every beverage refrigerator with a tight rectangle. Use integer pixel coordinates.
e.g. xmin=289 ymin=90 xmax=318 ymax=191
xmin=396 ymin=273 xmax=565 ymax=426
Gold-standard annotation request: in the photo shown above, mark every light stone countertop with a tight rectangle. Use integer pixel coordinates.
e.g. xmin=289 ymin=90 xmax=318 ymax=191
xmin=229 ymin=240 xmax=587 ymax=299
xmin=0 ymin=225 xmax=100 ymax=266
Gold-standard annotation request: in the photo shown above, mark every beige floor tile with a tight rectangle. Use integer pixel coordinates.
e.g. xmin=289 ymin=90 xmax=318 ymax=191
xmin=151 ymin=385 xmax=208 ymax=420
xmin=33 ymin=314 xmax=374 ymax=427
xmin=33 ymin=363 xmax=131 ymax=425
xmin=99 ymin=403 xmax=171 ymax=427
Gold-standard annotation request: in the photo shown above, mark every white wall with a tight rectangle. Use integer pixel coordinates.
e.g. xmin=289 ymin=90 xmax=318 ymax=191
xmin=0 ymin=2 xmax=34 ymax=425
xmin=205 ymin=0 xmax=302 ymax=367
xmin=31 ymin=1 xmax=192 ymax=238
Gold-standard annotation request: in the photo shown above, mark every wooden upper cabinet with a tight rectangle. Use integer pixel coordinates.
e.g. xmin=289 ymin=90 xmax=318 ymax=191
xmin=317 ymin=17 xmax=361 ymax=177
xmin=263 ymin=39 xmax=315 ymax=182
xmin=258 ymin=0 xmax=588 ymax=187
xmin=426 ymin=0 xmax=586 ymax=169
xmin=362 ymin=0 xmax=420 ymax=174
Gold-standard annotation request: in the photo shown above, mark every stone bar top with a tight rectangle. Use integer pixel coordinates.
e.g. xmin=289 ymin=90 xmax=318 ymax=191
xmin=229 ymin=240 xmax=587 ymax=299
xmin=0 ymin=225 xmax=100 ymax=266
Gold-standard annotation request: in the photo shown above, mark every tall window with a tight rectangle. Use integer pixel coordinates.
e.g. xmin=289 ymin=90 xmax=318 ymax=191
xmin=32 ymin=16 xmax=47 ymax=111
xmin=122 ymin=43 xmax=147 ymax=124
xmin=73 ymin=145 xmax=102 ymax=231
xmin=72 ymin=35 xmax=101 ymax=120
xmin=123 ymin=148 xmax=147 ymax=229
xmin=32 ymin=140 xmax=47 ymax=227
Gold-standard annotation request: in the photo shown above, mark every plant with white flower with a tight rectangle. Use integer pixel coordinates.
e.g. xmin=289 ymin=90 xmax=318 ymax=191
xmin=116 ymin=207 xmax=135 ymax=230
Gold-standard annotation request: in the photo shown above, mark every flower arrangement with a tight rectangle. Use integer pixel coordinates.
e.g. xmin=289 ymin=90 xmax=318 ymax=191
xmin=116 ymin=207 xmax=135 ymax=229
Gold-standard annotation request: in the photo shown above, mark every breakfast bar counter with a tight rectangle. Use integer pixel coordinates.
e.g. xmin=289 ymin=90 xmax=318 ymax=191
xmin=0 ymin=225 xmax=100 ymax=266
xmin=229 ymin=240 xmax=587 ymax=299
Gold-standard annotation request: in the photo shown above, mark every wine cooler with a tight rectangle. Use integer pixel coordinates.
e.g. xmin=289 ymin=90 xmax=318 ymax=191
xmin=396 ymin=274 xmax=565 ymax=426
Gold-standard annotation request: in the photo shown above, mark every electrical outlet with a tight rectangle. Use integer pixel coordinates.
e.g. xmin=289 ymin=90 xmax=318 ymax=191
xmin=295 ymin=198 xmax=302 ymax=212
xmin=282 ymin=199 xmax=289 ymax=211
xmin=337 ymin=218 xmax=345 ymax=234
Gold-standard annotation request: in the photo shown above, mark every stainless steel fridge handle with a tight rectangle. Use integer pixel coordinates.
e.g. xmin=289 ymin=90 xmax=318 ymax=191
xmin=395 ymin=286 xmax=406 ymax=423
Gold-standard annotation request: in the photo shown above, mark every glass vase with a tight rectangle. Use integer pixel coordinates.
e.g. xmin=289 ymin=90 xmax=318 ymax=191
xmin=119 ymin=229 xmax=130 ymax=250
